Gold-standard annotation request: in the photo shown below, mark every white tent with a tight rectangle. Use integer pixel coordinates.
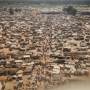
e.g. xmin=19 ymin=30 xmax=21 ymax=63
xmin=18 ymin=74 xmax=23 ymax=77
xmin=0 ymin=82 xmax=2 ymax=90
xmin=17 ymin=70 xmax=23 ymax=74
xmin=15 ymin=60 xmax=23 ymax=63
xmin=52 ymin=69 xmax=60 ymax=75
xmin=53 ymin=65 xmax=60 ymax=70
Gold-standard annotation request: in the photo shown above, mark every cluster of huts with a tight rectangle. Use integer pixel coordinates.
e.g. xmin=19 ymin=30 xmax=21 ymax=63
xmin=0 ymin=6 xmax=90 ymax=90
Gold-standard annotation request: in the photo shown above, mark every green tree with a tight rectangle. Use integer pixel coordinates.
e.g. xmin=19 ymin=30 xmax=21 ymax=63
xmin=65 ymin=6 xmax=77 ymax=16
xmin=15 ymin=8 xmax=22 ymax=12
xmin=9 ymin=8 xmax=14 ymax=15
xmin=15 ymin=8 xmax=18 ymax=12
xmin=4 ymin=7 xmax=7 ymax=11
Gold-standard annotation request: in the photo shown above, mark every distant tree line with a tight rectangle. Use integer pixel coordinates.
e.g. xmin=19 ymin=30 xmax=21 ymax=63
xmin=0 ymin=0 xmax=90 ymax=6
xmin=4 ymin=7 xmax=22 ymax=15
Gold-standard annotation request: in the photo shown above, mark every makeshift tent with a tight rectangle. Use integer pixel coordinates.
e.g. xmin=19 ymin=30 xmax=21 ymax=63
xmin=17 ymin=70 xmax=23 ymax=75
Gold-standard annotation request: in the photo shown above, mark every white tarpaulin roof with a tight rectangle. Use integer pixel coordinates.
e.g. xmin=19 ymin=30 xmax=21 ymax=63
xmin=15 ymin=60 xmax=23 ymax=63
xmin=23 ymin=55 xmax=30 ymax=58
xmin=18 ymin=74 xmax=23 ymax=77
xmin=53 ymin=65 xmax=60 ymax=70
xmin=52 ymin=69 xmax=60 ymax=75
xmin=17 ymin=70 xmax=23 ymax=74
xmin=0 ymin=82 xmax=2 ymax=90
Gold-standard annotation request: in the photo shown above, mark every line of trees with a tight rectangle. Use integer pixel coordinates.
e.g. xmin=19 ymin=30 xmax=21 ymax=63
xmin=4 ymin=7 xmax=22 ymax=15
xmin=0 ymin=0 xmax=90 ymax=5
